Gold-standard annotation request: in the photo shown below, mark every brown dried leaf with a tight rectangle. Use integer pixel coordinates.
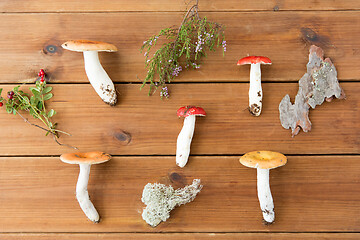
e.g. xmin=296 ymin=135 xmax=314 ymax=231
xmin=279 ymin=45 xmax=345 ymax=137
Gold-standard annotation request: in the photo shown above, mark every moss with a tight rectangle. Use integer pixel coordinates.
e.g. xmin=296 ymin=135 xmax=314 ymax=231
xmin=141 ymin=179 xmax=202 ymax=227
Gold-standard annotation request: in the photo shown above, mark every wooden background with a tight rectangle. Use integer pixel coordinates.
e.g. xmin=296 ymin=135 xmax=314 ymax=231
xmin=0 ymin=0 xmax=359 ymax=239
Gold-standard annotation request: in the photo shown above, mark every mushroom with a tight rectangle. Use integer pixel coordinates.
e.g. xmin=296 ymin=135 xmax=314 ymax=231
xmin=176 ymin=106 xmax=206 ymax=168
xmin=237 ymin=56 xmax=272 ymax=116
xmin=60 ymin=151 xmax=111 ymax=223
xmin=239 ymin=151 xmax=287 ymax=224
xmin=62 ymin=40 xmax=118 ymax=106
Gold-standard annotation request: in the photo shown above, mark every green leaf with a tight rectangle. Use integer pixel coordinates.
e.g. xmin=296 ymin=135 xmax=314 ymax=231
xmin=31 ymin=90 xmax=40 ymax=97
xmin=47 ymin=109 xmax=56 ymax=118
xmin=14 ymin=86 xmax=20 ymax=92
xmin=37 ymin=102 xmax=43 ymax=110
xmin=6 ymin=106 xmax=12 ymax=114
xmin=22 ymin=96 xmax=29 ymax=102
xmin=29 ymin=87 xmax=40 ymax=92
xmin=0 ymin=88 xmax=2 ymax=95
xmin=43 ymin=93 xmax=53 ymax=101
xmin=43 ymin=87 xmax=52 ymax=94
xmin=30 ymin=96 xmax=35 ymax=105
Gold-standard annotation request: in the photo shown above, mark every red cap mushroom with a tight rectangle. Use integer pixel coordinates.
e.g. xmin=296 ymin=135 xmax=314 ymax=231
xmin=176 ymin=106 xmax=206 ymax=168
xmin=237 ymin=56 xmax=272 ymax=116
xmin=177 ymin=106 xmax=206 ymax=118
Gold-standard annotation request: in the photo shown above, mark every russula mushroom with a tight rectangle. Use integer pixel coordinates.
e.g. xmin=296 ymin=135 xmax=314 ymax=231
xmin=60 ymin=151 xmax=111 ymax=223
xmin=237 ymin=56 xmax=272 ymax=116
xmin=62 ymin=40 xmax=118 ymax=106
xmin=176 ymin=106 xmax=206 ymax=168
xmin=239 ymin=151 xmax=287 ymax=224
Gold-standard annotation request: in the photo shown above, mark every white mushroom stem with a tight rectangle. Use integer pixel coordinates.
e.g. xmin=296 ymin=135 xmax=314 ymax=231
xmin=257 ymin=168 xmax=275 ymax=223
xmin=83 ymin=51 xmax=117 ymax=106
xmin=249 ymin=63 xmax=263 ymax=116
xmin=76 ymin=163 xmax=100 ymax=223
xmin=176 ymin=114 xmax=196 ymax=168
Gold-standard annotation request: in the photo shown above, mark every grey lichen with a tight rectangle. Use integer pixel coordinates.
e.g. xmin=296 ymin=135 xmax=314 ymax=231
xmin=279 ymin=45 xmax=345 ymax=137
xmin=141 ymin=179 xmax=202 ymax=227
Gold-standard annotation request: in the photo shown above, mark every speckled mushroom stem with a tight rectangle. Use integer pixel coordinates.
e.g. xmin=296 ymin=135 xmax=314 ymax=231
xmin=176 ymin=114 xmax=196 ymax=168
xmin=249 ymin=63 xmax=263 ymax=116
xmin=83 ymin=51 xmax=117 ymax=106
xmin=257 ymin=168 xmax=275 ymax=224
xmin=76 ymin=163 xmax=100 ymax=223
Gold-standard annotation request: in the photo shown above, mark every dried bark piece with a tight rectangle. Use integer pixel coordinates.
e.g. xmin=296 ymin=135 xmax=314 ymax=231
xmin=279 ymin=45 xmax=345 ymax=137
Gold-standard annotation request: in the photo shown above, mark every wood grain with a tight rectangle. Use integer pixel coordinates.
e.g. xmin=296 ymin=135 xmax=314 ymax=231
xmin=0 ymin=155 xmax=359 ymax=232
xmin=0 ymin=83 xmax=357 ymax=156
xmin=0 ymin=0 xmax=359 ymax=12
xmin=0 ymin=12 xmax=358 ymax=83
xmin=1 ymin=233 xmax=360 ymax=240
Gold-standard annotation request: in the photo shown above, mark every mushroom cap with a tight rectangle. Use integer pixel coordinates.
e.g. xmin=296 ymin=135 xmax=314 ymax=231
xmin=239 ymin=151 xmax=287 ymax=169
xmin=237 ymin=56 xmax=272 ymax=65
xmin=177 ymin=106 xmax=206 ymax=118
xmin=62 ymin=40 xmax=118 ymax=52
xmin=60 ymin=151 xmax=111 ymax=165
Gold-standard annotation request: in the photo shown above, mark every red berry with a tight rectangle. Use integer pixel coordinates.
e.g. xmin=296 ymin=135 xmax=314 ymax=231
xmin=0 ymin=102 xmax=3 ymax=107
xmin=8 ymin=94 xmax=13 ymax=100
xmin=38 ymin=69 xmax=45 ymax=78
xmin=40 ymin=79 xmax=45 ymax=83
xmin=9 ymin=91 xmax=14 ymax=96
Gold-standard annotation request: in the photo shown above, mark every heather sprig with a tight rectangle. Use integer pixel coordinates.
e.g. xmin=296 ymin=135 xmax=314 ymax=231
xmin=140 ymin=0 xmax=225 ymax=98
xmin=0 ymin=70 xmax=75 ymax=148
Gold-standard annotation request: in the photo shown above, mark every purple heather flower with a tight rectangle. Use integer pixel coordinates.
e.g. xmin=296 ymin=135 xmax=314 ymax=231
xmin=222 ymin=40 xmax=227 ymax=52
xmin=192 ymin=63 xmax=201 ymax=69
xmin=195 ymin=33 xmax=205 ymax=53
xmin=171 ymin=64 xmax=183 ymax=77
xmin=160 ymin=86 xmax=169 ymax=98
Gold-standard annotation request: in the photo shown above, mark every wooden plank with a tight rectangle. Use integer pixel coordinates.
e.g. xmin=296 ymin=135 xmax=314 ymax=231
xmin=0 ymin=155 xmax=359 ymax=232
xmin=0 ymin=12 xmax=358 ymax=83
xmin=0 ymin=83 xmax=357 ymax=156
xmin=1 ymin=233 xmax=360 ymax=240
xmin=1 ymin=0 xmax=360 ymax=12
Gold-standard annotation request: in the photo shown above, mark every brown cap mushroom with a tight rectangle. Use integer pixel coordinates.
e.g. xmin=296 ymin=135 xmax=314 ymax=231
xmin=239 ymin=151 xmax=287 ymax=224
xmin=62 ymin=40 xmax=118 ymax=106
xmin=60 ymin=151 xmax=111 ymax=165
xmin=62 ymin=40 xmax=118 ymax=52
xmin=60 ymin=151 xmax=111 ymax=223
xmin=240 ymin=151 xmax=287 ymax=169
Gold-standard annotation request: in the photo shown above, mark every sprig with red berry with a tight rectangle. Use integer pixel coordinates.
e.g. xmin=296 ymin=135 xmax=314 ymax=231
xmin=0 ymin=69 xmax=75 ymax=148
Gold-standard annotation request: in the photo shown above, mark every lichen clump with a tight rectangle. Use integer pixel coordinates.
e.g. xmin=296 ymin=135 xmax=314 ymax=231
xmin=279 ymin=45 xmax=345 ymax=136
xmin=141 ymin=179 xmax=202 ymax=227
